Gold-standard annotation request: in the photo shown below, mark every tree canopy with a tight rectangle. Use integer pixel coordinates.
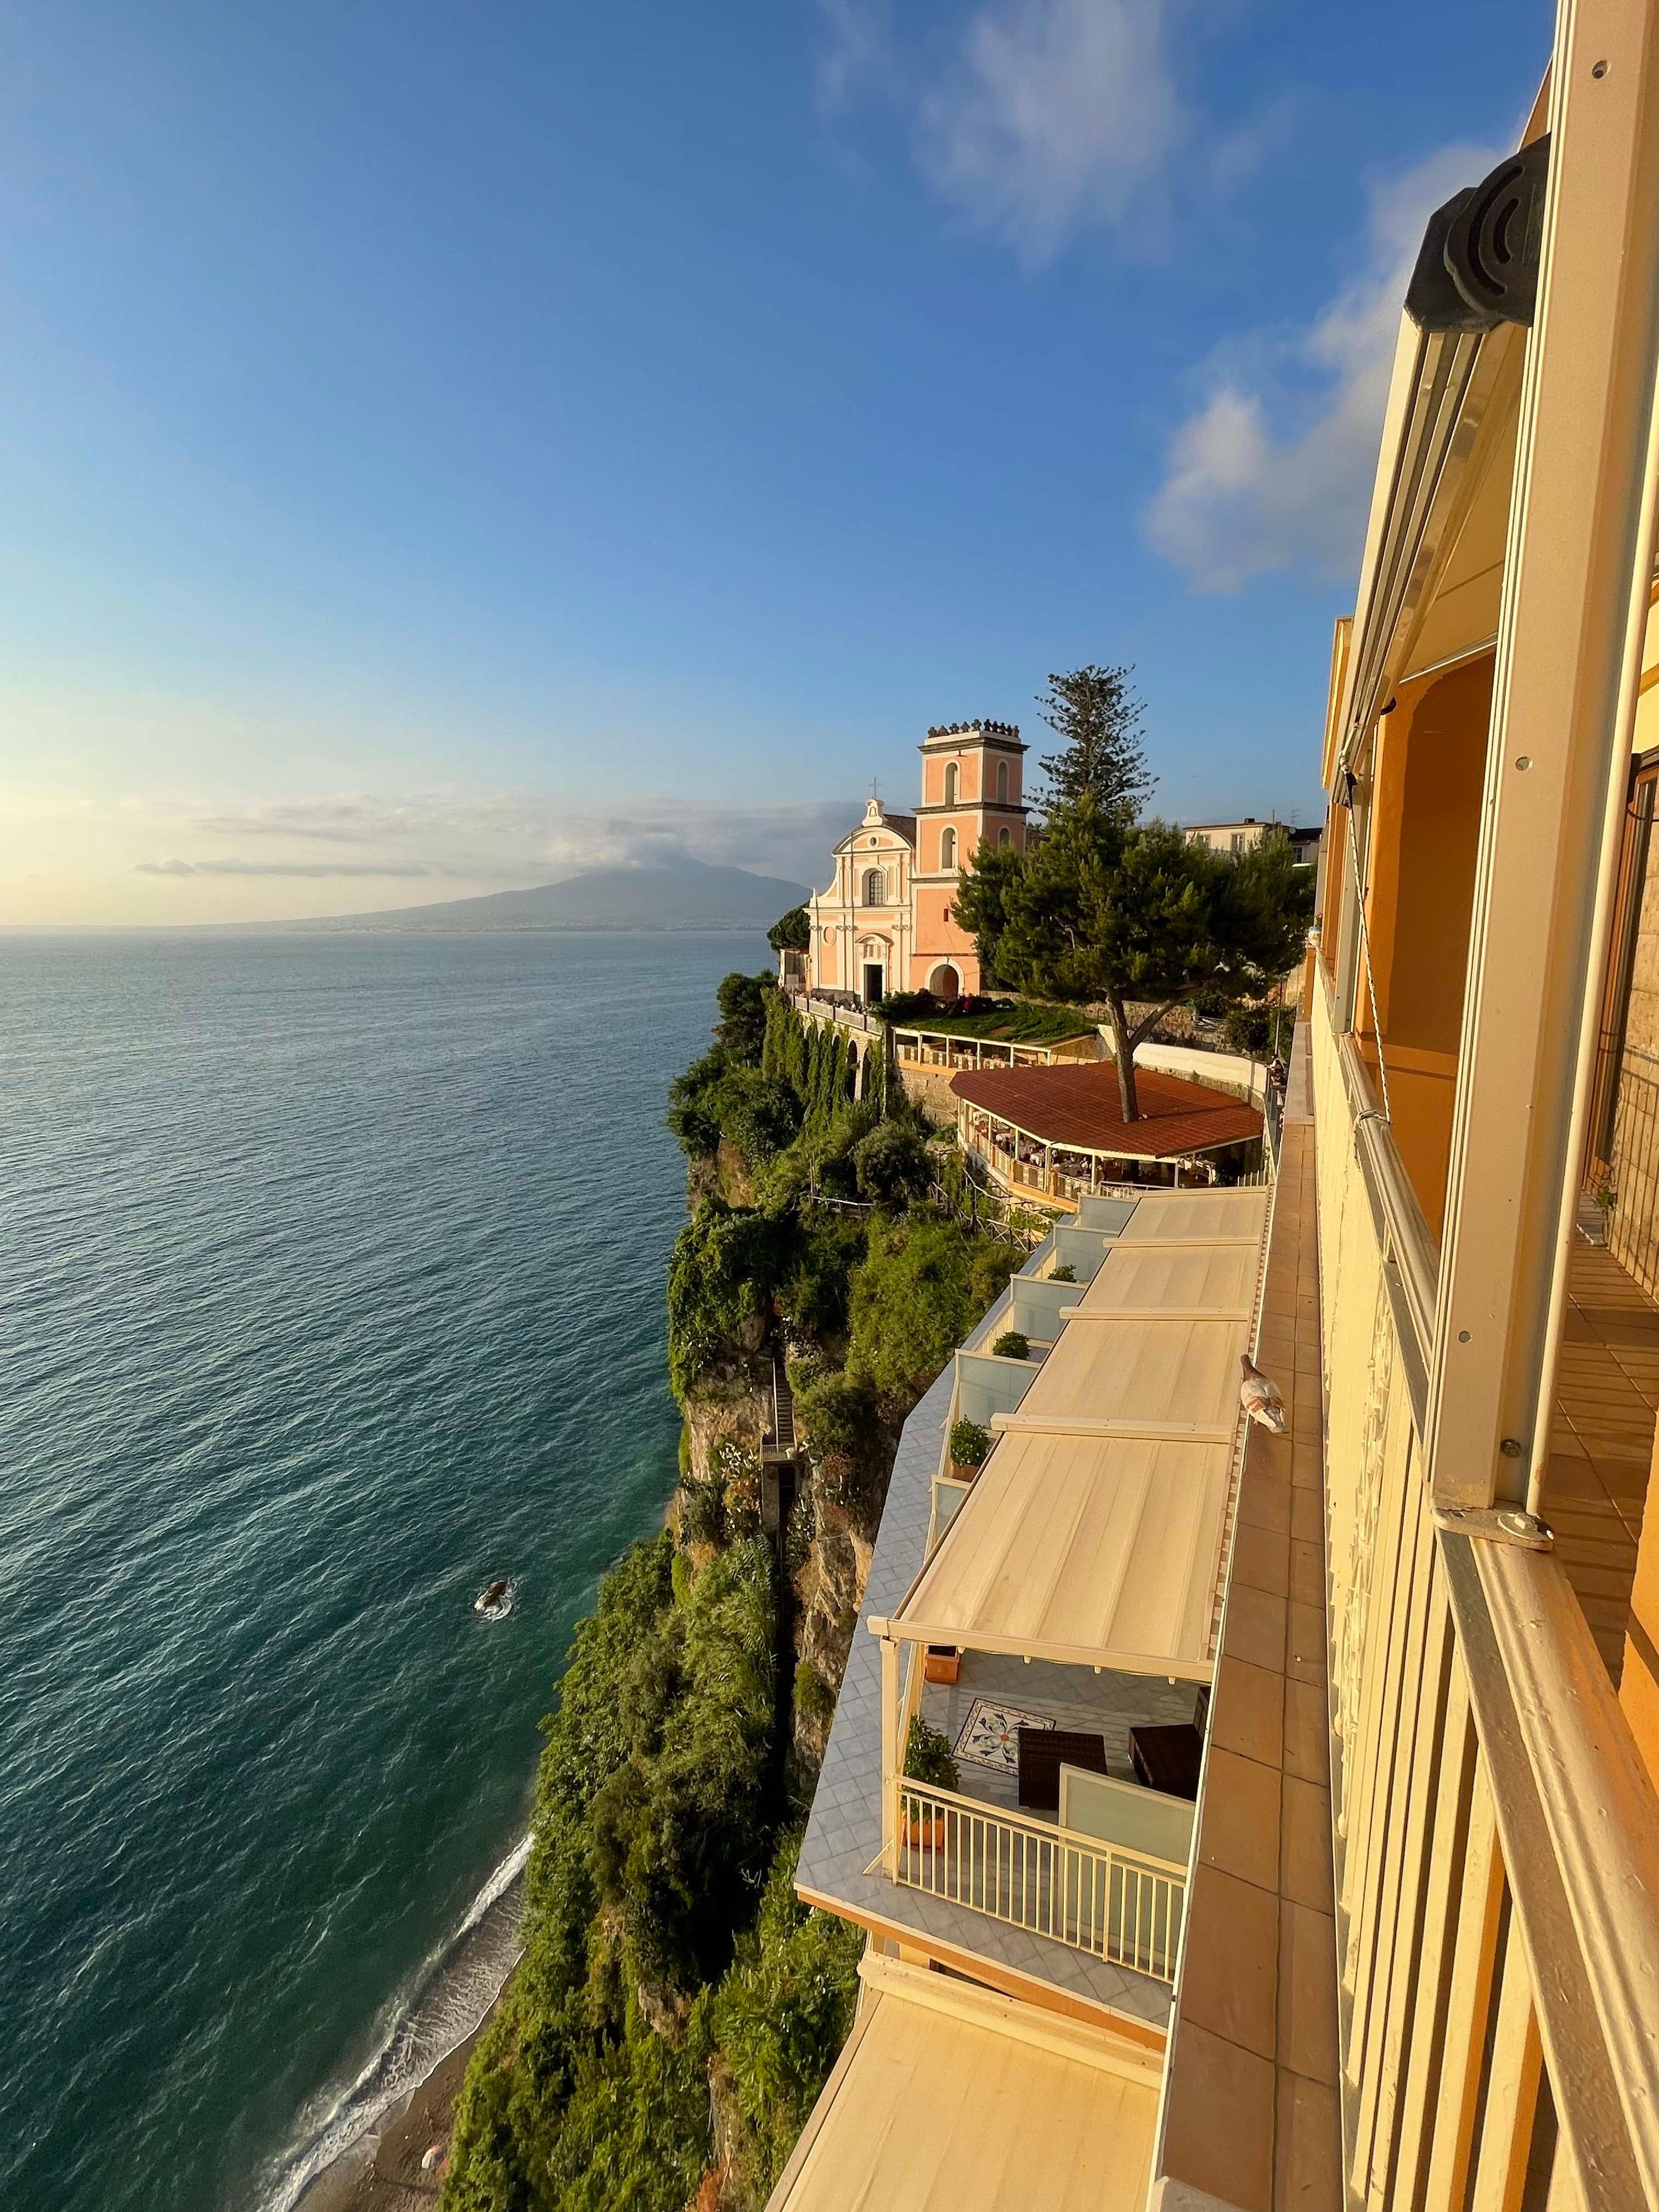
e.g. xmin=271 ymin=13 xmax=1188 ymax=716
xmin=955 ymin=800 xmax=1312 ymax=1120
xmin=1034 ymin=664 xmax=1154 ymax=819
xmin=766 ymin=904 xmax=810 ymax=953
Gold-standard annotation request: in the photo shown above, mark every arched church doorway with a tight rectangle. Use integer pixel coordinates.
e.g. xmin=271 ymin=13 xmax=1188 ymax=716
xmin=929 ymin=963 xmax=961 ymax=998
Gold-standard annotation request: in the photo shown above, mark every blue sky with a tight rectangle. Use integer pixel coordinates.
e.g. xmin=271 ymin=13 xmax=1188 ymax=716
xmin=1 ymin=0 xmax=1548 ymax=922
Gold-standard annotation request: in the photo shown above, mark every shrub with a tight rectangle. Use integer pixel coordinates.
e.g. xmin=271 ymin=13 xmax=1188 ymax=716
xmin=904 ymin=1716 xmax=958 ymax=1790
xmin=666 ymin=1047 xmax=730 ymax=1160
xmin=775 ymin=1214 xmax=864 ymax=1347
xmin=990 ymin=1330 xmax=1030 ymax=1360
xmin=1049 ymin=1262 xmax=1076 ymax=1283
xmin=1222 ymin=1001 xmax=1294 ymax=1060
xmin=792 ymin=1661 xmax=834 ymax=1729
xmin=716 ymin=971 xmax=774 ymax=1065
xmin=850 ymin=1118 xmax=933 ymax=1208
xmin=666 ymin=1200 xmax=781 ymax=1398
xmin=678 ymin=1479 xmax=725 ymax=1550
xmin=794 ymin=1369 xmax=880 ymax=1462
xmin=949 ymin=1419 xmax=991 ymax=1469
xmin=720 ymin=1070 xmax=803 ymax=1170
xmin=706 ymin=1834 xmax=861 ymax=2196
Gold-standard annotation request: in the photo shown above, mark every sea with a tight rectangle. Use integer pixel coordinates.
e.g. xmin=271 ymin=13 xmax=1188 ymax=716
xmin=0 ymin=929 xmax=764 ymax=2212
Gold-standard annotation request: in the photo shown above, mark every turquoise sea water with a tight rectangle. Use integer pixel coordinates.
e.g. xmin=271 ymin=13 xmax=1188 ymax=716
xmin=0 ymin=930 xmax=762 ymax=2212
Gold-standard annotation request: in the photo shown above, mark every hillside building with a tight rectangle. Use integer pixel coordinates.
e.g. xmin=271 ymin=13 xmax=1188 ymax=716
xmin=800 ymin=721 xmax=1029 ymax=1002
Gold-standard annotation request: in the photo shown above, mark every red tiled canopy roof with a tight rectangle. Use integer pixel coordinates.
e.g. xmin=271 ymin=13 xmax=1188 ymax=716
xmin=949 ymin=1060 xmax=1262 ymax=1160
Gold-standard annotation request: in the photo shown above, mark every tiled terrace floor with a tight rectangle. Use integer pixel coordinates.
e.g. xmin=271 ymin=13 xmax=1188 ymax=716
xmin=1154 ymin=1022 xmax=1341 ymax=2212
xmin=1542 ymin=1236 xmax=1659 ymax=1682
xmin=919 ymin=1649 xmax=1201 ymax=1820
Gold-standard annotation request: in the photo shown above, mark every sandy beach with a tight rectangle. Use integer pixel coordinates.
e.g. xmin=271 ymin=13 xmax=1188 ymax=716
xmin=294 ymin=2000 xmax=501 ymax=2212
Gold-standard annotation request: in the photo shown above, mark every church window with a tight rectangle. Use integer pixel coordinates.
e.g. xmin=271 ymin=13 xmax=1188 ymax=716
xmin=862 ymin=867 xmax=886 ymax=906
xmin=998 ymin=826 xmax=1012 ymax=848
xmin=943 ymin=761 xmax=958 ymax=805
xmin=940 ymin=826 xmax=957 ymax=871
xmin=997 ymin=760 xmax=1009 ymax=804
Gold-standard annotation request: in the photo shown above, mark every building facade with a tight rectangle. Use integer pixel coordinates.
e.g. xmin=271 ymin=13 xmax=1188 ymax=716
xmin=774 ymin=14 xmax=1659 ymax=2211
xmin=1184 ymin=817 xmax=1323 ymax=865
xmin=803 ymin=721 xmax=1028 ymax=1002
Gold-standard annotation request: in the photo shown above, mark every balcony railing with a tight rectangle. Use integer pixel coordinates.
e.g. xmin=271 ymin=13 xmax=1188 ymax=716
xmin=894 ymin=1779 xmax=1186 ymax=1982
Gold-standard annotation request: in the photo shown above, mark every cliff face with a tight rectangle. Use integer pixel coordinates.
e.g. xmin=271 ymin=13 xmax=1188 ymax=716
xmin=439 ymin=980 xmax=1020 ymax=2212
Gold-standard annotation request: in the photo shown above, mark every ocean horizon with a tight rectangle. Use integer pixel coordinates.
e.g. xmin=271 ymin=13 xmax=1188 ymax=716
xmin=0 ymin=929 xmax=763 ymax=2211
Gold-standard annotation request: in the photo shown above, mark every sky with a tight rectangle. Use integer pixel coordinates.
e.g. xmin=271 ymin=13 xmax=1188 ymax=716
xmin=0 ymin=0 xmax=1551 ymax=925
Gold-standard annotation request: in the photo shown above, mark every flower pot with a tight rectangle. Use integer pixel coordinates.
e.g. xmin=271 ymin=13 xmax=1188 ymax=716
xmin=902 ymin=1809 xmax=947 ymax=1849
xmin=949 ymin=1462 xmax=982 ymax=1484
xmin=923 ymin=1646 xmax=962 ymax=1685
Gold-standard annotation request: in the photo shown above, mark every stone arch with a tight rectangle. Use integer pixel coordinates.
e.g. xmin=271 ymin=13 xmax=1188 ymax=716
xmin=940 ymin=826 xmax=957 ymax=871
xmin=929 ymin=962 xmax=961 ymax=998
xmin=997 ymin=759 xmax=1009 ymax=803
xmin=998 ymin=825 xmax=1012 ymax=849
xmin=944 ymin=760 xmax=959 ymax=805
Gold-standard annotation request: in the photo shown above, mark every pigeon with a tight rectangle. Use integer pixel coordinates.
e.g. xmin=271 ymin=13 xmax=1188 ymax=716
xmin=1240 ymin=1353 xmax=1289 ymax=1434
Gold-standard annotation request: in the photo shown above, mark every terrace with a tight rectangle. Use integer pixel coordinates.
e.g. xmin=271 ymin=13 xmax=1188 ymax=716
xmin=952 ymin=1061 xmax=1266 ymax=1211
xmin=796 ymin=1184 xmax=1271 ymax=2028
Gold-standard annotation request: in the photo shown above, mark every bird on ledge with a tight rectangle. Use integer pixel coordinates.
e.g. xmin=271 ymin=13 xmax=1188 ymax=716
xmin=1239 ymin=1353 xmax=1289 ymax=1434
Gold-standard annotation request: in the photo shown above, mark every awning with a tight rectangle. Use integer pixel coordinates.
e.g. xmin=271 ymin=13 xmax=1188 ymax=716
xmin=875 ymin=1188 xmax=1268 ymax=1675
xmin=883 ymin=1426 xmax=1231 ymax=1674
xmin=766 ymin=1953 xmax=1162 ymax=2212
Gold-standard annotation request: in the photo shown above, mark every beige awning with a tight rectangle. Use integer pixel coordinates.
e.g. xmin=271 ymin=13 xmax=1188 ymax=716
xmin=766 ymin=1954 xmax=1162 ymax=2212
xmin=884 ymin=1426 xmax=1231 ymax=1674
xmin=876 ymin=1187 xmax=1268 ymax=1674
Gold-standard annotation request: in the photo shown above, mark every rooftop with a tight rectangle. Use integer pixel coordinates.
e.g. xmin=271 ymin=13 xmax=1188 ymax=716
xmin=767 ymin=1953 xmax=1160 ymax=2212
xmin=951 ymin=1061 xmax=1263 ymax=1160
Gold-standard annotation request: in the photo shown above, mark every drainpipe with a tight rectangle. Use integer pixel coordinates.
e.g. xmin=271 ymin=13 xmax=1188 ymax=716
xmin=1528 ymin=417 xmax=1659 ymax=1517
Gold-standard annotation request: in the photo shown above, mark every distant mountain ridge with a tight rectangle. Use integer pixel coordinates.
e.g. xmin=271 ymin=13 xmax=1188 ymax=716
xmin=239 ymin=858 xmax=810 ymax=934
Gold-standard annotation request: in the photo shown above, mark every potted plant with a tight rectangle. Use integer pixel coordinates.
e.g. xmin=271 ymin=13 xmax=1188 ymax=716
xmin=949 ymin=1419 xmax=991 ymax=1482
xmin=902 ymin=1716 xmax=959 ymax=1847
xmin=990 ymin=1329 xmax=1030 ymax=1361
xmin=1049 ymin=1262 xmax=1076 ymax=1283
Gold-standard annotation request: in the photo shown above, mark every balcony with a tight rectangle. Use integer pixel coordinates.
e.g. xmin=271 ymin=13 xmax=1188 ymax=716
xmin=895 ymin=1648 xmax=1198 ymax=1980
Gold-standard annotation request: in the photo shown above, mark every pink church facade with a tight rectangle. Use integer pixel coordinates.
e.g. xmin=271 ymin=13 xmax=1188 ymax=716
xmin=803 ymin=722 xmax=1028 ymax=1004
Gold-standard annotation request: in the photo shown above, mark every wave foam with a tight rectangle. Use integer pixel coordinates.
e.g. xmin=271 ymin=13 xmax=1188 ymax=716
xmin=255 ymin=1831 xmax=533 ymax=2212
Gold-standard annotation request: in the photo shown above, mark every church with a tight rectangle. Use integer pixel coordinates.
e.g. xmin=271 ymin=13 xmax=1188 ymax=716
xmin=799 ymin=721 xmax=1029 ymax=1003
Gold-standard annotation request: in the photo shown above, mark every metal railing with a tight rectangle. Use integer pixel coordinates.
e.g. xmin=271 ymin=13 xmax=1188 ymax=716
xmin=894 ymin=1780 xmax=1186 ymax=1982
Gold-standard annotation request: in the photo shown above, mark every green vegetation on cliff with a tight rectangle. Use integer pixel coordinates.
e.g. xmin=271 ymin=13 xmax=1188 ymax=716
xmin=442 ymin=1530 xmax=861 ymax=2212
xmin=444 ymin=974 xmax=1025 ymax=2212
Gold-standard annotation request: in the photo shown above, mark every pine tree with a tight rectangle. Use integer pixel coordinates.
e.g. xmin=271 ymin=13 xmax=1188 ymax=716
xmin=1035 ymin=664 xmax=1154 ymax=821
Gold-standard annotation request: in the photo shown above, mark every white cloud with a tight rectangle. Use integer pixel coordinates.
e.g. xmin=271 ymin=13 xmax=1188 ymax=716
xmin=818 ymin=0 xmax=1188 ymax=264
xmin=132 ymin=791 xmax=856 ymax=890
xmin=135 ymin=858 xmax=490 ymax=879
xmin=917 ymin=0 xmax=1183 ymax=264
xmin=1144 ymin=142 xmax=1503 ymax=594
xmin=816 ymin=0 xmax=896 ymax=113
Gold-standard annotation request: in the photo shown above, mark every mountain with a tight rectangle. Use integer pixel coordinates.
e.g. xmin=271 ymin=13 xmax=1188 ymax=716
xmin=247 ymin=859 xmax=810 ymax=934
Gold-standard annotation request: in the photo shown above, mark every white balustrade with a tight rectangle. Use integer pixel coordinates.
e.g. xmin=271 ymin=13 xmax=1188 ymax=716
xmin=894 ymin=1780 xmax=1186 ymax=1982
